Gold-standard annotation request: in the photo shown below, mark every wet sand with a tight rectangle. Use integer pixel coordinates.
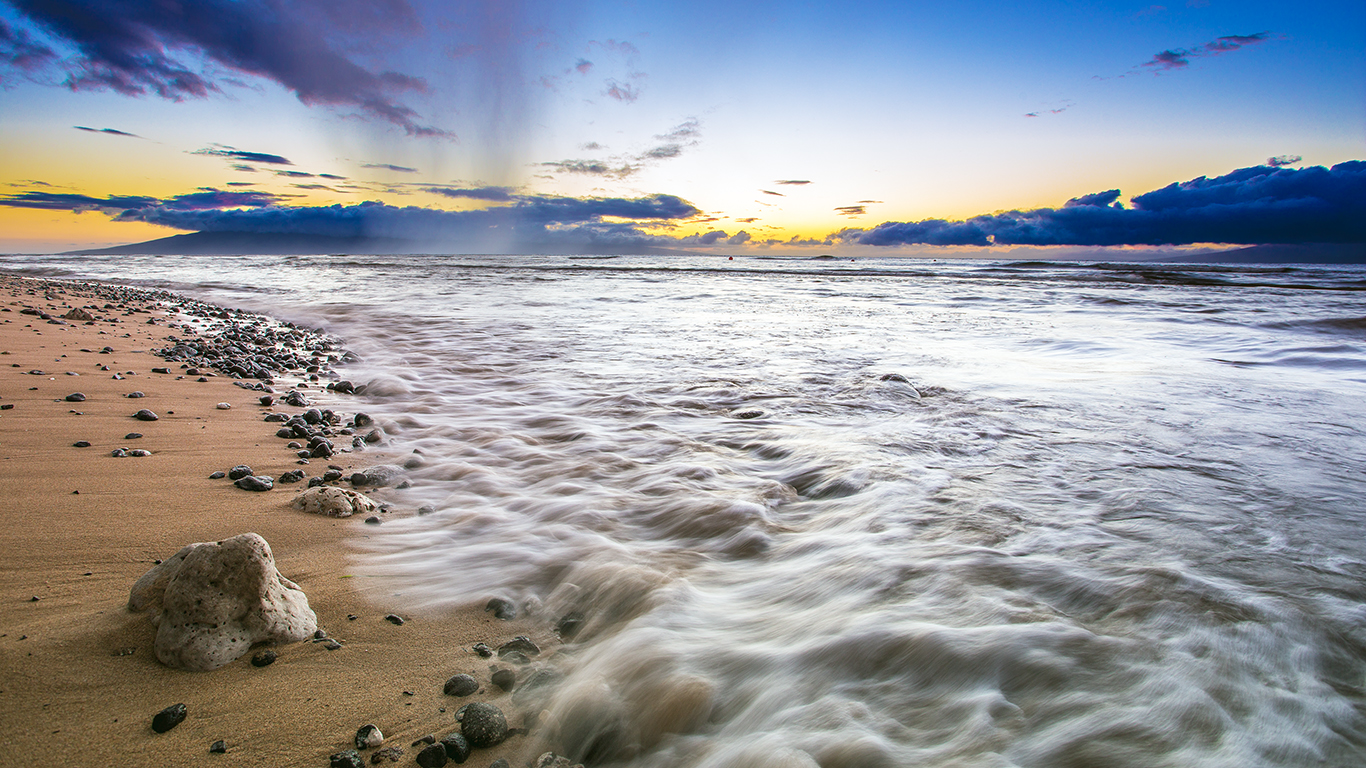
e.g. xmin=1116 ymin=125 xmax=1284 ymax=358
xmin=0 ymin=275 xmax=537 ymax=767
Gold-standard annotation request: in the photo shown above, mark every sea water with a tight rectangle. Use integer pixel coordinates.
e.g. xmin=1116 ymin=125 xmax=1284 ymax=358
xmin=8 ymin=254 xmax=1366 ymax=767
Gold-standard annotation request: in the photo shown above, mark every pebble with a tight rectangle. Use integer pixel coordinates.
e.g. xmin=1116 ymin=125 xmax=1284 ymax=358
xmin=439 ymin=732 xmax=470 ymax=763
xmin=208 ymin=471 xmax=226 ymax=479
xmin=250 ymin=649 xmax=277 ymax=667
xmin=556 ymin=612 xmax=585 ymax=640
xmin=323 ymin=639 xmax=343 ymax=650
xmin=128 ymin=449 xmax=151 ymax=457
xmin=73 ymin=441 xmax=91 ymax=448
xmin=227 ymin=465 xmax=253 ymax=480
xmin=216 ymin=402 xmax=232 ymax=409
xmin=323 ymin=469 xmax=343 ymax=483
xmin=418 ymin=506 xmax=435 ymax=516
xmin=443 ymin=674 xmax=479 ymax=697
xmin=259 ymin=395 xmax=274 ymax=406
xmin=209 ymin=740 xmax=226 ymax=753
xmin=355 ymin=723 xmax=384 ymax=749
xmin=411 ymin=735 xmax=436 ymax=747
xmin=471 ymin=643 xmax=492 ymax=658
xmin=415 ymin=743 xmax=448 ymax=767
xmin=384 ymin=614 xmax=405 ymax=626
xmin=489 ymin=760 xmax=510 ymax=768
xmin=484 ymin=598 xmax=516 ymax=621
xmin=133 ymin=408 xmax=158 ymax=421
xmin=127 ymin=391 xmax=145 ymax=398
xmin=110 ymin=448 xmax=128 ymax=457
xmin=456 ymin=702 xmax=508 ymax=748
xmin=234 ymin=475 xmax=273 ymax=491
xmin=353 ymin=412 xmax=373 ymax=427
xmin=125 ymin=432 xmax=143 ymax=439
xmin=279 ymin=469 xmax=306 ymax=483
xmin=364 ymin=516 xmax=381 ymax=525
xmin=497 ymin=636 xmax=540 ymax=658
xmin=370 ymin=746 xmax=404 ymax=763
xmin=65 ymin=392 xmax=86 ymax=402
xmin=330 ymin=749 xmax=365 ymax=768
xmin=491 ymin=669 xmax=516 ymax=692
xmin=151 ymin=702 xmax=187 ymax=733
xmin=264 ymin=413 xmax=288 ymax=422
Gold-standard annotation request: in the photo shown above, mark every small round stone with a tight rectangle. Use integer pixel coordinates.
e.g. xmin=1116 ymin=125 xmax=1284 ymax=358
xmin=234 ymin=475 xmax=273 ymax=491
xmin=133 ymin=408 xmax=158 ymax=421
xmin=439 ymin=733 xmax=470 ymax=764
xmin=457 ymin=702 xmax=508 ymax=748
xmin=355 ymin=723 xmax=384 ymax=749
xmin=65 ymin=392 xmax=86 ymax=402
xmin=124 ymin=432 xmax=143 ymax=439
xmin=128 ymin=448 xmax=151 ymax=457
xmin=250 ymin=649 xmax=276 ymax=667
xmin=484 ymin=597 xmax=516 ymax=620
xmin=330 ymin=749 xmax=365 ymax=768
xmin=384 ymin=614 xmax=404 ymax=626
xmin=443 ymin=674 xmax=478 ymax=697
xmin=126 ymin=391 xmax=145 ymax=398
xmin=227 ymin=465 xmax=253 ymax=480
xmin=415 ymin=743 xmax=448 ymax=768
xmin=364 ymin=516 xmax=381 ymax=525
xmin=208 ymin=471 xmax=226 ymax=479
xmin=209 ymin=740 xmax=226 ymax=754
xmin=216 ymin=402 xmax=232 ymax=410
xmin=73 ymin=441 xmax=91 ymax=448
xmin=151 ymin=702 xmax=187 ymax=733
xmin=491 ymin=669 xmax=516 ymax=692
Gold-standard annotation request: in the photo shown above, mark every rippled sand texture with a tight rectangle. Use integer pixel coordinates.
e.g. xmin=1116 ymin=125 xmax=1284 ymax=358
xmin=8 ymin=254 xmax=1365 ymax=767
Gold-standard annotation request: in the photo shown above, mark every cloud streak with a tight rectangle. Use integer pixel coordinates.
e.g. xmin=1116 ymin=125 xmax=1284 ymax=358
xmin=74 ymin=125 xmax=140 ymax=137
xmin=1137 ymin=32 xmax=1274 ymax=73
xmin=193 ymin=146 xmax=293 ymax=166
xmin=836 ymin=162 xmax=1366 ymax=247
xmin=2 ymin=0 xmax=444 ymax=135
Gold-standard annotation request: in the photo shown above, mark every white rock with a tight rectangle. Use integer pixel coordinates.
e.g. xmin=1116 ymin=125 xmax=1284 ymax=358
xmin=128 ymin=533 xmax=317 ymax=671
xmin=292 ymin=486 xmax=380 ymax=518
xmin=216 ymin=402 xmax=232 ymax=409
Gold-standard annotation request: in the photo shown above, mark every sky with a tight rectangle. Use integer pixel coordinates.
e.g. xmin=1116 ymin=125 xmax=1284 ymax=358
xmin=0 ymin=0 xmax=1362 ymax=255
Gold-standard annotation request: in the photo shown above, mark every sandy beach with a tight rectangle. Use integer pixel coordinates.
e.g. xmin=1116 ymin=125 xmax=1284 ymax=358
xmin=0 ymin=275 xmax=541 ymax=767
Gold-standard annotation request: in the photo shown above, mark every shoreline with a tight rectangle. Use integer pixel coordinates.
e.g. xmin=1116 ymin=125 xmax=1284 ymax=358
xmin=0 ymin=275 xmax=541 ymax=766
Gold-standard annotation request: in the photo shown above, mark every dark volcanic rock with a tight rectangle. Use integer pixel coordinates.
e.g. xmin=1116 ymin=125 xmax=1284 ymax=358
xmin=209 ymin=740 xmax=227 ymax=753
xmin=491 ymin=668 xmax=516 ymax=692
xmin=415 ymin=743 xmax=448 ymax=767
xmin=556 ymin=612 xmax=585 ymax=640
xmin=497 ymin=636 xmax=540 ymax=658
xmin=485 ymin=598 xmax=516 ymax=620
xmin=227 ymin=465 xmax=253 ymax=480
xmin=457 ymin=702 xmax=508 ymax=748
xmin=209 ymin=471 xmax=226 ymax=479
xmin=471 ymin=643 xmax=492 ymax=658
xmin=234 ymin=475 xmax=273 ymax=491
xmin=133 ymin=408 xmax=159 ymax=421
xmin=443 ymin=674 xmax=479 ymax=697
xmin=439 ymin=733 xmax=470 ymax=764
xmin=125 ymin=432 xmax=143 ymax=439
xmin=370 ymin=746 xmax=404 ymax=763
xmin=250 ymin=649 xmax=277 ymax=667
xmin=73 ymin=441 xmax=91 ymax=448
xmin=65 ymin=392 xmax=86 ymax=402
xmin=384 ymin=614 xmax=405 ymax=626
xmin=152 ymin=702 xmax=187 ymax=733
xmin=331 ymin=749 xmax=365 ymax=768
xmin=349 ymin=464 xmax=404 ymax=487
xmin=279 ymin=469 xmax=306 ymax=484
xmin=353 ymin=412 xmax=373 ymax=427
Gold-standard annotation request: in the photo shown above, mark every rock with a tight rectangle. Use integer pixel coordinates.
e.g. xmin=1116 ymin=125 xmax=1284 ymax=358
xmin=488 ymin=761 xmax=509 ymax=768
xmin=411 ymin=736 xmax=437 ymax=747
xmin=125 ymin=432 xmax=143 ymax=439
xmin=73 ymin=441 xmax=91 ymax=448
xmin=133 ymin=409 xmax=159 ymax=421
xmin=322 ymin=469 xmax=344 ymax=483
xmin=485 ymin=598 xmax=516 ymax=620
xmin=418 ymin=506 xmax=435 ymax=516
xmin=355 ymin=724 xmax=384 ymax=749
xmin=349 ymin=464 xmax=404 ymax=487
xmin=216 ymin=402 xmax=232 ymax=410
xmin=370 ymin=746 xmax=404 ymax=763
xmin=279 ymin=469 xmax=306 ymax=484
xmin=471 ymin=643 xmax=493 ymax=658
xmin=151 ymin=703 xmax=187 ymax=733
xmin=251 ymin=649 xmax=277 ymax=667
xmin=364 ymin=429 xmax=383 ymax=444
xmin=226 ymin=464 xmax=253 ymax=480
xmin=533 ymin=755 xmax=575 ymax=768
xmin=416 ymin=743 xmax=448 ymax=767
xmin=235 ymin=475 xmax=273 ymax=492
xmin=292 ymin=487 xmax=379 ymax=518
xmin=110 ymin=448 xmax=128 ymax=457
xmin=353 ymin=412 xmax=373 ymax=427
xmin=65 ymin=392 xmax=86 ymax=402
xmin=443 ymin=674 xmax=479 ymax=697
xmin=491 ymin=668 xmax=516 ymax=692
xmin=127 ymin=391 xmax=145 ymax=398
xmin=364 ymin=516 xmax=381 ymax=525
xmin=152 ymin=367 xmax=171 ymax=374
xmin=331 ymin=749 xmax=365 ymax=768
xmin=63 ymin=308 xmax=94 ymax=321
xmin=209 ymin=471 xmax=226 ymax=479
xmin=497 ymin=636 xmax=540 ymax=658
xmin=127 ymin=533 xmax=317 ymax=671
xmin=385 ymin=614 xmax=405 ymax=626
xmin=129 ymin=449 xmax=152 ymax=457
xmin=439 ymin=733 xmax=470 ymax=764
xmin=209 ymin=740 xmax=227 ymax=753
xmin=556 ymin=612 xmax=584 ymax=640
xmin=259 ymin=395 xmax=275 ymax=406
xmin=457 ymin=702 xmax=508 ymax=748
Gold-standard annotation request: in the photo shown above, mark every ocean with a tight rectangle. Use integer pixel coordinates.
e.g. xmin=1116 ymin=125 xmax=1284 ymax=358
xmin=7 ymin=253 xmax=1366 ymax=767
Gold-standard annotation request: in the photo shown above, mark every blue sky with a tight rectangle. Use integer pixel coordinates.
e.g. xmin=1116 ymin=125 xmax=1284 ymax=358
xmin=1 ymin=0 xmax=1362 ymax=253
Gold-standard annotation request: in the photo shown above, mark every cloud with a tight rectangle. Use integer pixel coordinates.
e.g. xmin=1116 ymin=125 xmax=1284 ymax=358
xmin=835 ymin=206 xmax=866 ymax=216
xmin=761 ymin=190 xmax=785 ymax=197
xmin=580 ymin=142 xmax=605 ymax=151
xmin=193 ymin=145 xmax=294 ymax=166
xmin=775 ymin=180 xmax=811 ymax=186
xmin=319 ymin=173 xmax=347 ymax=180
xmin=276 ymin=171 xmax=315 ymax=178
xmin=1267 ymin=155 xmax=1302 ymax=168
xmin=74 ymin=125 xmax=140 ymax=138
xmin=427 ymin=186 xmax=516 ymax=202
xmin=837 ymin=162 xmax=1366 ymax=246
xmin=1138 ymin=31 xmax=1273 ymax=73
xmin=605 ymin=79 xmax=639 ymax=103
xmin=0 ymin=188 xmax=281 ymax=213
xmin=538 ymin=159 xmax=637 ymax=179
xmin=575 ymin=59 xmax=593 ymax=74
xmin=362 ymin=163 xmax=419 ymax=173
xmin=735 ymin=217 xmax=759 ymax=223
xmin=2 ymin=0 xmax=444 ymax=135
xmin=727 ymin=231 xmax=751 ymax=245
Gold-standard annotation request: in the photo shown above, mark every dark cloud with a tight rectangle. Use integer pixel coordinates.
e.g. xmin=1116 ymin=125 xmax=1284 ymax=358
xmin=1267 ymin=155 xmax=1302 ymax=168
xmin=575 ymin=59 xmax=593 ymax=74
xmin=642 ymin=144 xmax=682 ymax=160
xmin=225 ymin=182 xmax=255 ymax=187
xmin=3 ymin=0 xmax=443 ymax=135
xmin=0 ymin=188 xmax=280 ymax=213
xmin=362 ymin=163 xmax=419 ymax=173
xmin=835 ymin=206 xmax=866 ymax=216
xmin=538 ymin=159 xmax=637 ymax=179
xmin=0 ymin=17 xmax=57 ymax=72
xmin=858 ymin=200 xmax=883 ymax=204
xmin=735 ymin=217 xmax=759 ymax=223
xmin=1139 ymin=31 xmax=1273 ymax=72
xmin=291 ymin=183 xmax=335 ymax=191
xmin=580 ymin=142 xmax=605 ymax=151
xmin=727 ymin=231 xmax=751 ymax=245
xmin=838 ymin=162 xmax=1366 ymax=247
xmin=428 ymin=186 xmax=516 ymax=202
xmin=656 ymin=119 xmax=700 ymax=143
xmin=74 ymin=125 xmax=139 ymax=137
xmin=761 ymin=190 xmax=785 ymax=197
xmin=194 ymin=146 xmax=293 ymax=166
xmin=318 ymin=173 xmax=347 ymax=180
xmin=775 ymin=180 xmax=811 ymax=185
xmin=276 ymin=171 xmax=315 ymax=178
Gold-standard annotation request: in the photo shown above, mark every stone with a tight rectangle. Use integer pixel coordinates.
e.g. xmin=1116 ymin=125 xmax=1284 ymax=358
xmin=349 ymin=464 xmax=404 ymax=487
xmin=65 ymin=392 xmax=86 ymax=402
xmin=556 ymin=612 xmax=585 ymax=640
xmin=209 ymin=740 xmax=227 ymax=753
xmin=497 ymin=636 xmax=540 ymax=658
xmin=110 ymin=448 xmax=128 ymax=457
xmin=385 ymin=614 xmax=405 ymax=626
xmin=415 ymin=744 xmax=448 ymax=768
xmin=292 ymin=487 xmax=379 ymax=518
xmin=125 ymin=432 xmax=143 ymax=439
xmin=209 ymin=471 xmax=226 ymax=479
xmin=439 ymin=733 xmax=470 ymax=764
xmin=279 ymin=469 xmax=306 ymax=484
xmin=370 ymin=746 xmax=404 ymax=763
xmin=457 ymin=702 xmax=507 ymax=748
xmin=251 ymin=649 xmax=277 ymax=667
xmin=471 ymin=643 xmax=492 ymax=658
xmin=152 ymin=703 xmax=187 ymax=733
xmin=63 ymin=308 xmax=94 ymax=321
xmin=488 ymin=761 xmax=509 ymax=768
xmin=331 ymin=749 xmax=365 ymax=768
xmin=355 ymin=724 xmax=384 ymax=749
xmin=235 ymin=475 xmax=273 ymax=492
xmin=127 ymin=533 xmax=317 ymax=671
xmin=443 ymin=674 xmax=479 ymax=697
xmin=129 ymin=449 xmax=152 ymax=457
xmin=216 ymin=402 xmax=232 ymax=410
xmin=485 ymin=598 xmax=516 ymax=620
xmin=73 ymin=441 xmax=91 ymax=448
xmin=353 ymin=412 xmax=373 ymax=427
xmin=364 ymin=516 xmax=381 ymax=525
xmin=133 ymin=408 xmax=158 ymax=421
xmin=491 ymin=668 xmax=516 ymax=692
xmin=127 ymin=391 xmax=145 ymax=398
xmin=227 ymin=465 xmax=253 ymax=480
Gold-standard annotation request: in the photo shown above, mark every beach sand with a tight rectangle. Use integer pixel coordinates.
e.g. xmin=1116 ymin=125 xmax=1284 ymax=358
xmin=0 ymin=276 xmax=540 ymax=767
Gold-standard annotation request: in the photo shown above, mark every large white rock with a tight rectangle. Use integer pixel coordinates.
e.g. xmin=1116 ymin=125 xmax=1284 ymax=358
xmin=128 ymin=533 xmax=317 ymax=671
xmin=292 ymin=486 xmax=380 ymax=518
